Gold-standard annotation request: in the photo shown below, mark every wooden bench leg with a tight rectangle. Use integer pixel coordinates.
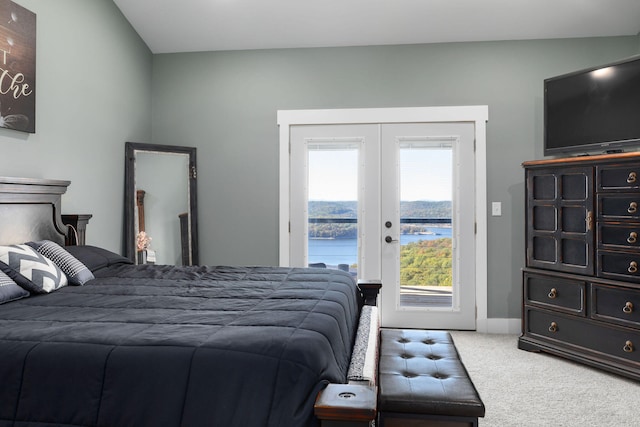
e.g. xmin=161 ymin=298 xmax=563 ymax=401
xmin=320 ymin=421 xmax=374 ymax=427
xmin=379 ymin=412 xmax=478 ymax=427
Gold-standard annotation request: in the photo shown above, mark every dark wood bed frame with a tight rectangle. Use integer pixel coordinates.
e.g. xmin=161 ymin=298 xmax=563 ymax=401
xmin=0 ymin=176 xmax=381 ymax=427
xmin=0 ymin=177 xmax=70 ymax=246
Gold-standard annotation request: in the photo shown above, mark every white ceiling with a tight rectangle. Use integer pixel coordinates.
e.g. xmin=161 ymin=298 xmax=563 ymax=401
xmin=113 ymin=0 xmax=640 ymax=54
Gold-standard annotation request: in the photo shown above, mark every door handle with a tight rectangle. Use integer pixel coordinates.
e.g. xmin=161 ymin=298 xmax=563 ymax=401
xmin=385 ymin=236 xmax=398 ymax=243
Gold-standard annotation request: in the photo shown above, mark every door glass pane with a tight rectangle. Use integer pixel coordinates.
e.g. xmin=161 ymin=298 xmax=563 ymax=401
xmin=307 ymin=143 xmax=359 ymax=276
xmin=399 ymin=140 xmax=453 ymax=308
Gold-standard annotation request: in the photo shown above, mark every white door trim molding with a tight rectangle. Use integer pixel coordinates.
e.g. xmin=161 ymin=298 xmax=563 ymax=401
xmin=278 ymin=106 xmax=489 ymax=331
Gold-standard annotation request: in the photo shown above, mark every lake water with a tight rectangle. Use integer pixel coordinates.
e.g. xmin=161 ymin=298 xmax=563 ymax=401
xmin=308 ymin=227 xmax=452 ymax=266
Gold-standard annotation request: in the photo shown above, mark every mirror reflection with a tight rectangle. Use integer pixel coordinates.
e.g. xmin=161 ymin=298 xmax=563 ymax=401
xmin=124 ymin=142 xmax=198 ymax=266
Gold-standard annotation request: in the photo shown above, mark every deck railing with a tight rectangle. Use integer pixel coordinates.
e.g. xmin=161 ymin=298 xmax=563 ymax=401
xmin=308 ymin=218 xmax=451 ymax=225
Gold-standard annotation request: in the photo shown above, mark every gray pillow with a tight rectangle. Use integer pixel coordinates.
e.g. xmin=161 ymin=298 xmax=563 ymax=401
xmin=27 ymin=240 xmax=94 ymax=286
xmin=0 ymin=269 xmax=29 ymax=304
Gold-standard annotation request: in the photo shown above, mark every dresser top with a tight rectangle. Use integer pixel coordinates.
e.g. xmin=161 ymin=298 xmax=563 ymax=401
xmin=523 ymin=151 xmax=640 ymax=168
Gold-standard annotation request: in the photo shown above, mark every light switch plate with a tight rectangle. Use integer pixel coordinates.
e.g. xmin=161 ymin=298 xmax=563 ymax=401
xmin=492 ymin=202 xmax=502 ymax=216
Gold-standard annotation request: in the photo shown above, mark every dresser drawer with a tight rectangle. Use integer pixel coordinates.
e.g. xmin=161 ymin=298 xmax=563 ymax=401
xmin=592 ymin=284 xmax=640 ymax=327
xmin=598 ymin=250 xmax=640 ymax=283
xmin=598 ymin=165 xmax=640 ymax=191
xmin=599 ymin=195 xmax=640 ymax=220
xmin=524 ymin=272 xmax=585 ymax=315
xmin=598 ymin=223 xmax=640 ymax=250
xmin=525 ymin=308 xmax=640 ymax=364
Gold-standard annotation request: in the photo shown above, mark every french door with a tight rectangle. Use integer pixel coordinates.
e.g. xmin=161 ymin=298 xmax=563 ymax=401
xmin=380 ymin=123 xmax=476 ymax=329
xmin=278 ymin=106 xmax=488 ymax=331
xmin=288 ymin=121 xmax=477 ymax=329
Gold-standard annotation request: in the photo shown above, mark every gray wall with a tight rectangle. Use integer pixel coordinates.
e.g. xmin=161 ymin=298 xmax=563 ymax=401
xmin=152 ymin=36 xmax=639 ymax=319
xmin=0 ymin=0 xmax=152 ymax=253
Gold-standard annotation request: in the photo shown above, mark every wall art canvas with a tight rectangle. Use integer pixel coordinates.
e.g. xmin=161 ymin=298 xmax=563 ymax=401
xmin=0 ymin=0 xmax=35 ymax=133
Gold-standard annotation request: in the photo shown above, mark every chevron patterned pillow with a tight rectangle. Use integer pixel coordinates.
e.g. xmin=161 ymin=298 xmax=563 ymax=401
xmin=0 ymin=245 xmax=68 ymax=294
xmin=27 ymin=240 xmax=94 ymax=285
xmin=0 ymin=269 xmax=29 ymax=304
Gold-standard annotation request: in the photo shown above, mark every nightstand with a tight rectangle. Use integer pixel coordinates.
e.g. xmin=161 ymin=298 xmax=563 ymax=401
xmin=62 ymin=214 xmax=92 ymax=246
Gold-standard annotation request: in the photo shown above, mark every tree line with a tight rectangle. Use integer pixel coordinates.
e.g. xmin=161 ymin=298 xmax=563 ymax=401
xmin=308 ymin=200 xmax=451 ymax=218
xmin=308 ymin=200 xmax=451 ymax=239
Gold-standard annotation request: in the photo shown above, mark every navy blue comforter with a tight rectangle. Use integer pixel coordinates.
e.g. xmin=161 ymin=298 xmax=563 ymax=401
xmin=0 ymin=260 xmax=360 ymax=427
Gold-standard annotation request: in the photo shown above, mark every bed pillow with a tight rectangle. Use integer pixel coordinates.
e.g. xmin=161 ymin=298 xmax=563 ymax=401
xmin=0 ymin=269 xmax=29 ymax=304
xmin=0 ymin=244 xmax=68 ymax=294
xmin=63 ymin=245 xmax=133 ymax=272
xmin=27 ymin=240 xmax=94 ymax=285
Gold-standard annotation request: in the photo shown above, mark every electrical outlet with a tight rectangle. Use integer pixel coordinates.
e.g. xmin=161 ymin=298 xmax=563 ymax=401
xmin=492 ymin=202 xmax=502 ymax=216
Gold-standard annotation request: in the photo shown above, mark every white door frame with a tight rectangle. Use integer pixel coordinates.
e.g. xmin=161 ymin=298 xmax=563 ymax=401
xmin=277 ymin=106 xmax=489 ymax=332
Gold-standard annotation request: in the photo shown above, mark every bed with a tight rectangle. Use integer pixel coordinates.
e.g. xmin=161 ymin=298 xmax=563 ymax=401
xmin=0 ymin=177 xmax=380 ymax=427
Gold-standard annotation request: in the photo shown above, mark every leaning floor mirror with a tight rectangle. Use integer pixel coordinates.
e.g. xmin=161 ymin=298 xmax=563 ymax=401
xmin=124 ymin=142 xmax=199 ymax=265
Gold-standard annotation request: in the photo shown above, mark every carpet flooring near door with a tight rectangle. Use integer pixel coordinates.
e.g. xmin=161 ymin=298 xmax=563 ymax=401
xmin=449 ymin=332 xmax=640 ymax=427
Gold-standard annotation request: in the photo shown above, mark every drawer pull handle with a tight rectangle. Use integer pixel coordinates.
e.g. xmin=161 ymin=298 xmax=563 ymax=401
xmin=548 ymin=322 xmax=558 ymax=333
xmin=629 ymin=202 xmax=638 ymax=214
xmin=629 ymin=261 xmax=638 ymax=274
xmin=628 ymin=232 xmax=638 ymax=244
xmin=585 ymin=211 xmax=593 ymax=231
xmin=548 ymin=288 xmax=557 ymax=299
xmin=624 ymin=341 xmax=634 ymax=353
xmin=623 ymin=302 xmax=634 ymax=314
xmin=628 ymin=172 xmax=638 ymax=184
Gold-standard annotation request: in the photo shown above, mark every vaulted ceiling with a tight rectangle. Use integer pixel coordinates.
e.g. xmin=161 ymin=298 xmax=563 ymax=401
xmin=113 ymin=0 xmax=640 ymax=54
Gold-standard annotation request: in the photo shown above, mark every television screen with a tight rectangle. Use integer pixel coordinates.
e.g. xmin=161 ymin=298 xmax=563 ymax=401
xmin=544 ymin=55 xmax=640 ymax=156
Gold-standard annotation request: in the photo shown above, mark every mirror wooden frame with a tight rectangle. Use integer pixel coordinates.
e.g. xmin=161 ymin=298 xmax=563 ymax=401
xmin=124 ymin=142 xmax=199 ymax=265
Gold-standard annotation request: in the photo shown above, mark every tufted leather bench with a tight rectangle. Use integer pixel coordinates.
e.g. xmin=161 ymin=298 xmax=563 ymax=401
xmin=378 ymin=329 xmax=485 ymax=427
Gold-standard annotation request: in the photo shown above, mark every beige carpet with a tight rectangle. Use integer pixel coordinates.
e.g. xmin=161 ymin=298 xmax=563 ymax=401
xmin=449 ymin=332 xmax=640 ymax=427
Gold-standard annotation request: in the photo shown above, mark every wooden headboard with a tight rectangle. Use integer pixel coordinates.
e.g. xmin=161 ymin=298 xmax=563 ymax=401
xmin=0 ymin=177 xmax=70 ymax=246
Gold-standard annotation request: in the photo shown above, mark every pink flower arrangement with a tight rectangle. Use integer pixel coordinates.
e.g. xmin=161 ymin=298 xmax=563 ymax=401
xmin=136 ymin=231 xmax=152 ymax=251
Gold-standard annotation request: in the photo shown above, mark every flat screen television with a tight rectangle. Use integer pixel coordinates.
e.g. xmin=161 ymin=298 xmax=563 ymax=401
xmin=544 ymin=55 xmax=640 ymax=156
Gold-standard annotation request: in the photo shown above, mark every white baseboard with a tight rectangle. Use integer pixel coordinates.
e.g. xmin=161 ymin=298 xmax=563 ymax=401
xmin=476 ymin=318 xmax=521 ymax=334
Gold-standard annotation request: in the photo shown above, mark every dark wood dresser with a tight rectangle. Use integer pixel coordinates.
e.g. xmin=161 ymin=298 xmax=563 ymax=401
xmin=520 ymin=152 xmax=640 ymax=380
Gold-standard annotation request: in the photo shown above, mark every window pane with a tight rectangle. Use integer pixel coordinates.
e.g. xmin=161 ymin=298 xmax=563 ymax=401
xmin=399 ymin=141 xmax=453 ymax=308
xmin=307 ymin=145 xmax=359 ymax=276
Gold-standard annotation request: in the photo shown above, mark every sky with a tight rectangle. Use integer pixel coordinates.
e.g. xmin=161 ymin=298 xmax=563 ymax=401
xmin=308 ymin=146 xmax=453 ymax=201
